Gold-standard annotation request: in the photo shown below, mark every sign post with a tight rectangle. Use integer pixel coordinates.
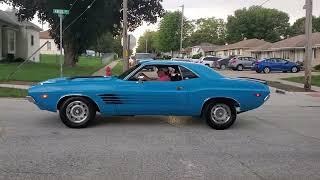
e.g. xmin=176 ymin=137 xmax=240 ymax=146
xmin=53 ymin=9 xmax=70 ymax=77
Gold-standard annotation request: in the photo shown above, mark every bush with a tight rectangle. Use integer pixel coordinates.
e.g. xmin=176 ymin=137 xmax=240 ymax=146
xmin=314 ymin=64 xmax=320 ymax=71
xmin=192 ymin=53 xmax=202 ymax=59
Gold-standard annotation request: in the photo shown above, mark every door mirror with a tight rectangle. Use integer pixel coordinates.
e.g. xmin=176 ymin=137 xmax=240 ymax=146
xmin=137 ymin=75 xmax=144 ymax=83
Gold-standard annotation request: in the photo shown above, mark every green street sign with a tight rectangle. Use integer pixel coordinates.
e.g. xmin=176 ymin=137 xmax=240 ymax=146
xmin=53 ymin=9 xmax=70 ymax=15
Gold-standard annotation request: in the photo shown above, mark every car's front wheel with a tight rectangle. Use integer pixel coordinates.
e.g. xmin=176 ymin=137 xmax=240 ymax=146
xmin=59 ymin=97 xmax=96 ymax=128
xmin=205 ymin=102 xmax=237 ymax=130
xmin=220 ymin=64 xmax=226 ymax=70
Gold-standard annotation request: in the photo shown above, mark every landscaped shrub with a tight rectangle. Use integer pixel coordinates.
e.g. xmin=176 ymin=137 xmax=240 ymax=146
xmin=314 ymin=64 xmax=320 ymax=71
xmin=192 ymin=53 xmax=202 ymax=59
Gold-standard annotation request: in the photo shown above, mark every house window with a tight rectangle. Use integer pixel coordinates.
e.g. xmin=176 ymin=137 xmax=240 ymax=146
xmin=31 ymin=35 xmax=34 ymax=46
xmin=47 ymin=42 xmax=51 ymax=50
xmin=8 ymin=30 xmax=15 ymax=53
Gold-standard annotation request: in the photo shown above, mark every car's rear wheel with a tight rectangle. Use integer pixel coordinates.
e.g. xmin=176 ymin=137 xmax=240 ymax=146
xmin=205 ymin=102 xmax=237 ymax=130
xmin=263 ymin=67 xmax=271 ymax=74
xmin=291 ymin=66 xmax=299 ymax=73
xmin=59 ymin=97 xmax=96 ymax=128
xmin=220 ymin=64 xmax=226 ymax=70
xmin=237 ymin=65 xmax=244 ymax=71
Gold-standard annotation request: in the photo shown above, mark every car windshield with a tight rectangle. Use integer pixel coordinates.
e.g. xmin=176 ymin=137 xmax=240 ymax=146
xmin=117 ymin=64 xmax=141 ymax=80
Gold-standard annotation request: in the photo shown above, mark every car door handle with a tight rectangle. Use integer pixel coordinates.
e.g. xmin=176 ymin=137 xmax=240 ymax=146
xmin=176 ymin=86 xmax=184 ymax=91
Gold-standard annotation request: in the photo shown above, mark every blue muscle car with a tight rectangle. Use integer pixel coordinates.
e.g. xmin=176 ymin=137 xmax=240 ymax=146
xmin=27 ymin=60 xmax=270 ymax=130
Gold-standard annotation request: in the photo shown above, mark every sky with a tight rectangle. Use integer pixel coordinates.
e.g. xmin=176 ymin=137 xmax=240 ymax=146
xmin=1 ymin=0 xmax=320 ymax=48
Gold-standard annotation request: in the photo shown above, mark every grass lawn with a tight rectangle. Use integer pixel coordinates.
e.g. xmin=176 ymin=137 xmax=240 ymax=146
xmin=0 ymin=55 xmax=105 ymax=82
xmin=282 ymin=75 xmax=320 ymax=87
xmin=112 ymin=61 xmax=124 ymax=76
xmin=0 ymin=87 xmax=28 ymax=98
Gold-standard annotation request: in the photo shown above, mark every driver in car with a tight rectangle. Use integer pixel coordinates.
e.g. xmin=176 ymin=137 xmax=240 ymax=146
xmin=140 ymin=68 xmax=171 ymax=81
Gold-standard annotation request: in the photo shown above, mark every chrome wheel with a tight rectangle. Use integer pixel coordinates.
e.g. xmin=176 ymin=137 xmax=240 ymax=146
xmin=264 ymin=67 xmax=270 ymax=73
xmin=291 ymin=67 xmax=298 ymax=73
xmin=210 ymin=104 xmax=231 ymax=124
xmin=237 ymin=65 xmax=243 ymax=71
xmin=66 ymin=101 xmax=89 ymax=123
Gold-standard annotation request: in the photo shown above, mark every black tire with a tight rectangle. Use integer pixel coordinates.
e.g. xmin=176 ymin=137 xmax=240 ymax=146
xmin=204 ymin=102 xmax=237 ymax=130
xmin=59 ymin=97 xmax=96 ymax=128
xmin=256 ymin=70 xmax=261 ymax=73
xmin=291 ymin=66 xmax=299 ymax=73
xmin=263 ymin=67 xmax=271 ymax=74
xmin=220 ymin=64 xmax=226 ymax=70
xmin=237 ymin=65 xmax=244 ymax=71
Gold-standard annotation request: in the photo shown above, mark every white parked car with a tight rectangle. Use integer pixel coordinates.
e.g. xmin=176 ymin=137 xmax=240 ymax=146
xmin=199 ymin=56 xmax=222 ymax=68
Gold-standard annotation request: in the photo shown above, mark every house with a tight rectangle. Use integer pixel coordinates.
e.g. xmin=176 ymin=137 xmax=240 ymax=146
xmin=191 ymin=43 xmax=220 ymax=57
xmin=250 ymin=32 xmax=320 ymax=66
xmin=215 ymin=38 xmax=271 ymax=58
xmin=40 ymin=30 xmax=61 ymax=55
xmin=0 ymin=9 xmax=42 ymax=62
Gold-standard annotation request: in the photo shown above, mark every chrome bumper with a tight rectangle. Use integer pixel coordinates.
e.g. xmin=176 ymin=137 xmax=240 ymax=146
xmin=26 ymin=96 xmax=35 ymax=104
xmin=264 ymin=94 xmax=270 ymax=102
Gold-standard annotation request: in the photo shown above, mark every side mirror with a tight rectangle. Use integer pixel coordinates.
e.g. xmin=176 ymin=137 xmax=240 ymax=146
xmin=137 ymin=76 xmax=144 ymax=83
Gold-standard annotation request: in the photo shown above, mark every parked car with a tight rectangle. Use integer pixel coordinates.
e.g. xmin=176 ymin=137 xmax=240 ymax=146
xmin=214 ymin=58 xmax=231 ymax=70
xmin=228 ymin=56 xmax=257 ymax=71
xmin=27 ymin=61 xmax=270 ymax=130
xmin=171 ymin=58 xmax=193 ymax=62
xmin=254 ymin=58 xmax=301 ymax=73
xmin=199 ymin=56 xmax=221 ymax=68
xmin=130 ymin=53 xmax=154 ymax=64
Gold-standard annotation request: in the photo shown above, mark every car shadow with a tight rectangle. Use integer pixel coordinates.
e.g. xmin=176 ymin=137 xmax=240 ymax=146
xmin=90 ymin=115 xmax=206 ymax=128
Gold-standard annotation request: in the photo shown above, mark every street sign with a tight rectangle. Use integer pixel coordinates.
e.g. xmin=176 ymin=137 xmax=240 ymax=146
xmin=53 ymin=9 xmax=70 ymax=15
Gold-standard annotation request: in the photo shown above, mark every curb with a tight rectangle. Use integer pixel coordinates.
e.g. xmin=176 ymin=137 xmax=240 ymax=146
xmin=275 ymin=89 xmax=286 ymax=94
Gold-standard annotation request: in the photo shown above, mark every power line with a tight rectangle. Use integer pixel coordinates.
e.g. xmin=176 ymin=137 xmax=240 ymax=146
xmin=63 ymin=0 xmax=97 ymax=32
xmin=69 ymin=0 xmax=79 ymax=12
xmin=259 ymin=0 xmax=271 ymax=6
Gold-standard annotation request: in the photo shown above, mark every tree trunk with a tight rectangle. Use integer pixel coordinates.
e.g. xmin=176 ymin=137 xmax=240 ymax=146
xmin=63 ymin=41 xmax=77 ymax=67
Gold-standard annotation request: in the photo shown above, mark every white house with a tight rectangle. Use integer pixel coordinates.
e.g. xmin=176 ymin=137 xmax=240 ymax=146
xmin=214 ymin=38 xmax=271 ymax=58
xmin=0 ymin=9 xmax=42 ymax=62
xmin=40 ymin=30 xmax=61 ymax=55
xmin=190 ymin=43 xmax=220 ymax=57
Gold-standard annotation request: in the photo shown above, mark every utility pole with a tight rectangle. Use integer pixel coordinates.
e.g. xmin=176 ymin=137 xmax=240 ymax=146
xmin=180 ymin=5 xmax=184 ymax=57
xmin=304 ymin=0 xmax=313 ymax=90
xmin=59 ymin=14 xmax=63 ymax=78
xmin=145 ymin=39 xmax=148 ymax=53
xmin=122 ymin=0 xmax=129 ymax=72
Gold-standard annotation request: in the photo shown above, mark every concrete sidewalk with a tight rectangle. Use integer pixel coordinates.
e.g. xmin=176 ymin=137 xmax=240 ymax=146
xmin=92 ymin=60 xmax=119 ymax=76
xmin=0 ymin=84 xmax=30 ymax=90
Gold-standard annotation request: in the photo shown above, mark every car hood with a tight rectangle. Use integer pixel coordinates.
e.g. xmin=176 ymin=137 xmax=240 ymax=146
xmin=37 ymin=76 xmax=117 ymax=86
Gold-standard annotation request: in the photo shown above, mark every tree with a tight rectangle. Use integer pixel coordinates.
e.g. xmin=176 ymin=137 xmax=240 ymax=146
xmin=91 ymin=32 xmax=115 ymax=53
xmin=186 ymin=18 xmax=226 ymax=46
xmin=3 ymin=0 xmax=164 ymax=67
xmin=156 ymin=11 xmax=193 ymax=54
xmin=289 ymin=16 xmax=320 ymax=36
xmin=136 ymin=31 xmax=158 ymax=53
xmin=226 ymin=6 xmax=290 ymax=43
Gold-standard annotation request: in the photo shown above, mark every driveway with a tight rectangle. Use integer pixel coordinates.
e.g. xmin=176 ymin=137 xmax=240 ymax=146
xmin=1 ymin=91 xmax=320 ymax=179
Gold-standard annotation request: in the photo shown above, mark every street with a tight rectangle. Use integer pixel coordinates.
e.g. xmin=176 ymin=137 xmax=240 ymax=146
xmin=1 ymin=90 xmax=320 ymax=179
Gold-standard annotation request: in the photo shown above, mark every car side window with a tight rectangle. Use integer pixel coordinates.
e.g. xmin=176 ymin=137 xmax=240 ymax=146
xmin=179 ymin=66 xmax=199 ymax=80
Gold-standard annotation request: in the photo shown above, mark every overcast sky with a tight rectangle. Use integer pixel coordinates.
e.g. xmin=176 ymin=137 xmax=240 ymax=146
xmin=1 ymin=0 xmax=319 ymax=47
xmin=133 ymin=0 xmax=320 ymax=43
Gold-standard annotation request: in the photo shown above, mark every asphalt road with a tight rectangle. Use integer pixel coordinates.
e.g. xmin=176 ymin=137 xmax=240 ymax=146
xmin=1 ymin=91 xmax=320 ymax=180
